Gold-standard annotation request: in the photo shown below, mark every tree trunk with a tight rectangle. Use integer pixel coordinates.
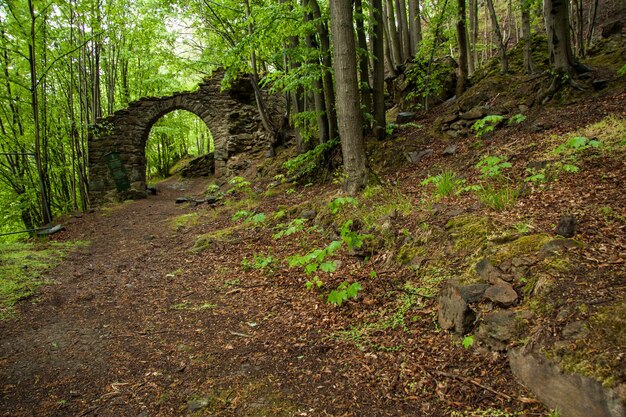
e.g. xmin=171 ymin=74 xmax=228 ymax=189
xmin=355 ymin=0 xmax=372 ymax=118
xmin=521 ymin=0 xmax=535 ymax=73
xmin=572 ymin=0 xmax=585 ymax=57
xmin=408 ymin=0 xmax=422 ymax=55
xmin=544 ymin=0 xmax=587 ymax=74
xmin=370 ymin=0 xmax=386 ymax=139
xmin=586 ymin=0 xmax=598 ymax=49
xmin=243 ymin=0 xmax=277 ymax=143
xmin=382 ymin=13 xmax=397 ymax=75
xmin=486 ymin=0 xmax=509 ymax=73
xmin=384 ymin=0 xmax=403 ymax=66
xmin=28 ymin=0 xmax=52 ymax=225
xmin=308 ymin=0 xmax=338 ymax=142
xmin=329 ymin=0 xmax=369 ymax=194
xmin=456 ymin=0 xmax=469 ymax=96
xmin=468 ymin=0 xmax=478 ymax=75
xmin=395 ymin=0 xmax=411 ymax=60
xmin=302 ymin=2 xmax=330 ymax=146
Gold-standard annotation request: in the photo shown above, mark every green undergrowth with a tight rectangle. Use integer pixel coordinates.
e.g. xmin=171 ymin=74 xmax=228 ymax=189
xmin=0 ymin=240 xmax=90 ymax=319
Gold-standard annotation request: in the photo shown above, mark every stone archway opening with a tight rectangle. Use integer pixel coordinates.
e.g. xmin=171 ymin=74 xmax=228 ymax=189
xmin=145 ymin=109 xmax=214 ymax=181
xmin=88 ymin=70 xmax=284 ymax=205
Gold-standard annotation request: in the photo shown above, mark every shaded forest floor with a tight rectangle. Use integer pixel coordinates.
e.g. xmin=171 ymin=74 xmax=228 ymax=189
xmin=0 ymin=175 xmax=548 ymax=416
xmin=1 ymin=50 xmax=626 ymax=416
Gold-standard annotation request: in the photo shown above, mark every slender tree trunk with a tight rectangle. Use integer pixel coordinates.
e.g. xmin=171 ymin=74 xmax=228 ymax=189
xmin=302 ymin=2 xmax=330 ymax=146
xmin=243 ymin=0 xmax=277 ymax=142
xmin=382 ymin=14 xmax=397 ymax=75
xmin=486 ymin=0 xmax=509 ymax=73
xmin=309 ymin=0 xmax=338 ymax=142
xmin=28 ymin=0 xmax=52 ymax=225
xmin=572 ymin=0 xmax=585 ymax=57
xmin=384 ymin=0 xmax=403 ymax=66
xmin=468 ymin=0 xmax=478 ymax=75
xmin=521 ymin=0 xmax=535 ymax=73
xmin=370 ymin=0 xmax=387 ymax=139
xmin=395 ymin=0 xmax=411 ymax=59
xmin=329 ymin=0 xmax=369 ymax=194
xmin=355 ymin=0 xmax=372 ymax=117
xmin=408 ymin=0 xmax=422 ymax=55
xmin=456 ymin=0 xmax=469 ymax=96
xmin=586 ymin=0 xmax=598 ymax=49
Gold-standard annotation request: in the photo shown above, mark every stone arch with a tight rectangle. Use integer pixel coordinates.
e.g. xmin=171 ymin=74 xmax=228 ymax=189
xmin=88 ymin=70 xmax=275 ymax=204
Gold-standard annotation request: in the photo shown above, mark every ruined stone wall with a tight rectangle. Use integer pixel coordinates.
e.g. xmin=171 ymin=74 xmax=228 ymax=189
xmin=88 ymin=70 xmax=280 ymax=204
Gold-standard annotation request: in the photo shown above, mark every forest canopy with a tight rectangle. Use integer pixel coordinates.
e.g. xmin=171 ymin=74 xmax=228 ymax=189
xmin=0 ymin=0 xmax=617 ymax=238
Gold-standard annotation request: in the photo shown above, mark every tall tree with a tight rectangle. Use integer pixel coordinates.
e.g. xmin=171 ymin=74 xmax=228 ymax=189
xmin=408 ymin=0 xmax=422 ymax=55
xmin=329 ymin=0 xmax=369 ymax=194
xmin=370 ymin=0 xmax=386 ymax=139
xmin=486 ymin=0 xmax=509 ymax=73
xmin=455 ymin=0 xmax=469 ymax=96
xmin=544 ymin=0 xmax=587 ymax=74
xmin=354 ymin=0 xmax=372 ymax=117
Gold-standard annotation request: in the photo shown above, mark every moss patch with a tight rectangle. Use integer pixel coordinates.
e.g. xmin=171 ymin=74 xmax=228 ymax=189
xmin=554 ymin=302 xmax=626 ymax=387
xmin=190 ymin=226 xmax=245 ymax=253
xmin=488 ymin=233 xmax=552 ymax=265
xmin=446 ymin=215 xmax=491 ymax=253
xmin=171 ymin=212 xmax=200 ymax=231
xmin=0 ymin=240 xmax=90 ymax=319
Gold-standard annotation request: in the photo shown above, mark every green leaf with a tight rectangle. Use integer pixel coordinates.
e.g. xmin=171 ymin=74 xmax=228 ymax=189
xmin=319 ymin=260 xmax=337 ymax=273
xmin=462 ymin=335 xmax=474 ymax=349
xmin=345 ymin=282 xmax=363 ymax=299
xmin=327 ymin=290 xmax=345 ymax=306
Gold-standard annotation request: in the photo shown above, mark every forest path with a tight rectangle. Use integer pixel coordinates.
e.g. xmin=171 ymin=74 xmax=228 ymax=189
xmin=0 ymin=176 xmax=543 ymax=417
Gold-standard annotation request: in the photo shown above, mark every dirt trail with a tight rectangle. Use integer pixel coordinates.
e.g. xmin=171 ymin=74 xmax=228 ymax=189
xmin=0 ymin=177 xmax=544 ymax=417
xmin=0 ymin=180 xmax=219 ymax=416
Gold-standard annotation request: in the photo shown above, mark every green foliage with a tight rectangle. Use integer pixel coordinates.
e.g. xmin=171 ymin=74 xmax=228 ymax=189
xmin=206 ymin=184 xmax=220 ymax=194
xmin=305 ymin=276 xmax=324 ymax=290
xmin=273 ymin=218 xmax=309 ymax=239
xmin=476 ymin=184 xmax=518 ymax=210
xmin=232 ymin=210 xmax=266 ymax=225
xmin=508 ymin=113 xmax=527 ymax=124
xmin=241 ymin=252 xmax=275 ymax=271
xmin=283 ymin=139 xmax=339 ymax=178
xmin=475 ymin=155 xmax=512 ymax=179
xmin=386 ymin=123 xmax=397 ymax=136
xmin=618 ymin=63 xmax=626 ymax=77
xmin=340 ymin=220 xmax=372 ymax=251
xmin=462 ymin=335 xmax=475 ymax=349
xmin=472 ymin=115 xmax=505 ymax=137
xmin=554 ymin=136 xmax=601 ymax=155
xmin=420 ymin=170 xmax=465 ymax=198
xmin=287 ymin=240 xmax=341 ymax=276
xmin=327 ymin=282 xmax=363 ymax=306
xmin=328 ymin=197 xmax=359 ymax=214
xmin=228 ymin=176 xmax=254 ymax=196
xmin=524 ymin=168 xmax=548 ymax=184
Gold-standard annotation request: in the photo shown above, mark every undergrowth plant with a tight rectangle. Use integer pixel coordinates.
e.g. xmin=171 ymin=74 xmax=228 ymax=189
xmin=329 ymin=197 xmax=359 ymax=214
xmin=232 ymin=210 xmax=266 ymax=226
xmin=228 ymin=176 xmax=254 ymax=197
xmin=472 ymin=115 xmax=504 ymax=137
xmin=327 ymin=282 xmax=362 ymax=306
xmin=241 ymin=252 xmax=275 ymax=272
xmin=475 ymin=155 xmax=511 ymax=180
xmin=476 ymin=184 xmax=518 ymax=210
xmin=420 ymin=170 xmax=465 ymax=198
xmin=283 ymin=139 xmax=338 ymax=178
